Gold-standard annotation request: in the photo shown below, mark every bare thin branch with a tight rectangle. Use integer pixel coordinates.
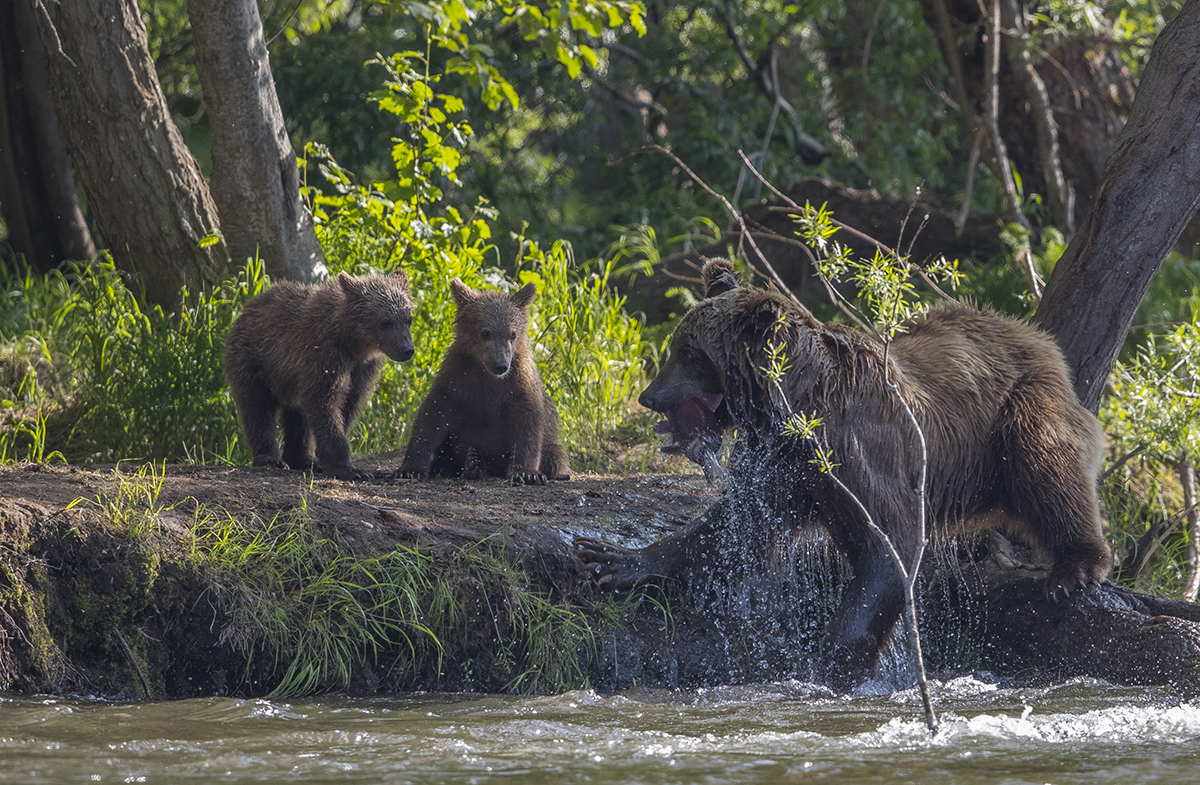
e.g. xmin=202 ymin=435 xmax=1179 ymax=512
xmin=634 ymin=145 xmax=810 ymax=315
xmin=956 ymin=126 xmax=987 ymax=232
xmin=862 ymin=0 xmax=889 ymax=87
xmin=983 ymin=0 xmax=1043 ymax=299
xmin=1001 ymin=0 xmax=1073 ymax=236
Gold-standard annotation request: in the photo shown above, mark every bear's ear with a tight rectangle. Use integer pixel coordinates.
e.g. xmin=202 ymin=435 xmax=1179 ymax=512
xmin=390 ymin=266 xmax=411 ymax=293
xmin=450 ymin=278 xmax=476 ymax=305
xmin=702 ymin=259 xmax=741 ymax=298
xmin=337 ymin=270 xmax=361 ymax=297
xmin=511 ymin=281 xmax=537 ymax=309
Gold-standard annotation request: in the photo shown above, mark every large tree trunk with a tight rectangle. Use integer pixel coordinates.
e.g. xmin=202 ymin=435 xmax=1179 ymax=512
xmin=30 ymin=0 xmax=230 ymax=305
xmin=0 ymin=0 xmax=95 ymax=272
xmin=187 ymin=0 xmax=327 ymax=283
xmin=1032 ymin=0 xmax=1200 ymax=412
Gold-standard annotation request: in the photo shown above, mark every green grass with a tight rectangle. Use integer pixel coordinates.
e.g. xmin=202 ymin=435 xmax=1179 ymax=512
xmin=58 ymin=467 xmax=615 ymax=698
xmin=0 ymin=257 xmax=260 ymax=465
xmin=190 ymin=500 xmax=610 ymax=696
xmin=191 ymin=496 xmax=441 ymax=697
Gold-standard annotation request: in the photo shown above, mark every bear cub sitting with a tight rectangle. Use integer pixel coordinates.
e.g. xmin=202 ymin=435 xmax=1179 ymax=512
xmin=399 ymin=279 xmax=570 ymax=485
xmin=225 ymin=270 xmax=414 ymax=481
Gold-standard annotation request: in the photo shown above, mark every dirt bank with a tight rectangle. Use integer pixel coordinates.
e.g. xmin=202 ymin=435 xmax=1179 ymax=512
xmin=2 ymin=459 xmax=1199 ymax=700
xmin=0 ymin=459 xmax=714 ymax=699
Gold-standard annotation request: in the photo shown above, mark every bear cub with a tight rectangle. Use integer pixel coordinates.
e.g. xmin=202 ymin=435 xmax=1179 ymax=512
xmin=225 ymin=270 xmax=414 ymax=481
xmin=399 ymin=279 xmax=570 ymax=484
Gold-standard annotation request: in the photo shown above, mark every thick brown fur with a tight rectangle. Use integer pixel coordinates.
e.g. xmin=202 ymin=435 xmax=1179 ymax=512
xmin=576 ymin=259 xmax=1110 ymax=689
xmin=398 ymin=279 xmax=570 ymax=484
xmin=224 ymin=270 xmax=414 ymax=480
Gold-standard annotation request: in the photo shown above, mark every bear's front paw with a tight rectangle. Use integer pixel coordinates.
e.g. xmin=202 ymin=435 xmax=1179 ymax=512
xmin=251 ymin=456 xmax=287 ymax=469
xmin=328 ymin=465 xmax=373 ymax=482
xmin=1044 ymin=567 xmax=1104 ymax=602
xmin=510 ymin=471 xmax=547 ymax=486
xmin=395 ymin=466 xmax=429 ymax=480
xmin=574 ymin=536 xmax=650 ymax=590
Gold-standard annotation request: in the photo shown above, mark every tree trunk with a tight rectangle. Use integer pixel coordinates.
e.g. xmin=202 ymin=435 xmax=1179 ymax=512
xmin=1184 ymin=461 xmax=1200 ymax=602
xmin=30 ymin=0 xmax=230 ymax=304
xmin=187 ymin=0 xmax=327 ymax=283
xmin=1033 ymin=0 xmax=1200 ymax=412
xmin=0 ymin=0 xmax=95 ymax=272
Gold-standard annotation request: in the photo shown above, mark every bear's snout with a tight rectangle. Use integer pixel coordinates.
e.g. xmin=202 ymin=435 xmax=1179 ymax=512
xmin=638 ymin=387 xmax=662 ymax=412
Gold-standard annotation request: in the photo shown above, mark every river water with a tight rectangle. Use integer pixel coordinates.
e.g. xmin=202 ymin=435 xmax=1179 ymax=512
xmin=3 ymin=677 xmax=1197 ymax=784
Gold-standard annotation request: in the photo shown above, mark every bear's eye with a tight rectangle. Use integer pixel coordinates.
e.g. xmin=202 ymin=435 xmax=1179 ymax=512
xmin=381 ymin=319 xmax=394 ymax=329
xmin=509 ymin=330 xmax=517 ymax=340
xmin=481 ymin=330 xmax=491 ymax=339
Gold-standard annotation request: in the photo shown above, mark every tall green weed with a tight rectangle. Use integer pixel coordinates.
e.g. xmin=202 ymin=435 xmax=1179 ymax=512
xmin=0 ymin=258 xmax=262 ymax=465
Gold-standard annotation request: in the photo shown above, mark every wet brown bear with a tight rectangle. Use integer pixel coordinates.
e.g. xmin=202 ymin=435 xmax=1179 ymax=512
xmin=576 ymin=259 xmax=1110 ymax=689
xmin=225 ymin=270 xmax=414 ymax=481
xmin=398 ymin=279 xmax=570 ymax=484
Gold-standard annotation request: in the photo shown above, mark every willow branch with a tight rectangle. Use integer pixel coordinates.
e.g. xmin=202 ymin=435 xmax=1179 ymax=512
xmin=1001 ymin=0 xmax=1072 ymax=236
xmin=983 ymin=0 xmax=1043 ymax=299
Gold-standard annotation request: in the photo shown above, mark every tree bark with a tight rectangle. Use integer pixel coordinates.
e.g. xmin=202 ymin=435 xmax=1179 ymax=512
xmin=0 ymin=0 xmax=95 ymax=272
xmin=30 ymin=0 xmax=230 ymax=304
xmin=1032 ymin=0 xmax=1200 ymax=412
xmin=187 ymin=0 xmax=327 ymax=283
xmin=1184 ymin=460 xmax=1200 ymax=602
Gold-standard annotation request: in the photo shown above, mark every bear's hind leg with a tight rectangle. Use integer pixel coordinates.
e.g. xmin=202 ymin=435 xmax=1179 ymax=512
xmin=233 ymin=382 xmax=284 ymax=468
xmin=280 ymin=407 xmax=317 ymax=472
xmin=997 ymin=384 xmax=1111 ymax=599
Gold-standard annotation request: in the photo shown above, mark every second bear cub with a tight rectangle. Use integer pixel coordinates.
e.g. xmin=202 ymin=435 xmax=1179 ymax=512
xmin=399 ymin=279 xmax=570 ymax=484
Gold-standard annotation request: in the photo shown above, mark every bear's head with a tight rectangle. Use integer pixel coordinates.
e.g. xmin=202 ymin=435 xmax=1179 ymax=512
xmin=338 ymin=269 xmax=415 ymax=363
xmin=638 ymin=259 xmax=744 ymax=452
xmin=640 ymin=258 xmax=817 ymax=459
xmin=450 ymin=278 xmax=536 ymax=378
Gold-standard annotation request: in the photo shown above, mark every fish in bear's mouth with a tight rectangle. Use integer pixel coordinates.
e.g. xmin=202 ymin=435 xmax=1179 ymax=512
xmin=652 ymin=394 xmax=728 ymax=485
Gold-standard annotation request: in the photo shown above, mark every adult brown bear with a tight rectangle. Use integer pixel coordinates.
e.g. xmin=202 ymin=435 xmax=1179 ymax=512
xmin=576 ymin=259 xmax=1111 ymax=689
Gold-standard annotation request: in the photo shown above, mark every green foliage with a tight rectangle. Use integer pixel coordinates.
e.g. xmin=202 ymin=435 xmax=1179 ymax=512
xmin=61 ymin=261 xmax=262 ymax=464
xmin=0 ymin=257 xmax=261 ymax=466
xmin=190 ymin=496 xmax=599 ymax=696
xmin=1100 ymin=252 xmax=1200 ymax=597
xmin=74 ymin=462 xmax=171 ymax=541
xmin=435 ymin=533 xmax=599 ymax=693
xmin=305 ymin=43 xmax=652 ymax=464
xmin=793 ymin=201 xmax=962 ymax=335
xmin=1104 ymin=323 xmax=1200 ymax=465
xmin=192 ymin=498 xmax=440 ymax=697
xmin=516 ymin=242 xmax=647 ymax=466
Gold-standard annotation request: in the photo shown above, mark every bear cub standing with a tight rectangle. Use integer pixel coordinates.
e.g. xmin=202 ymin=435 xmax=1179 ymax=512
xmin=225 ymin=270 xmax=414 ymax=480
xmin=399 ymin=279 xmax=570 ymax=484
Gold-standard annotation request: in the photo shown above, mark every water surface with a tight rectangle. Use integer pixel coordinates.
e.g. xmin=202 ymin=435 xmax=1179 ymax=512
xmin=2 ymin=677 xmax=1197 ymax=784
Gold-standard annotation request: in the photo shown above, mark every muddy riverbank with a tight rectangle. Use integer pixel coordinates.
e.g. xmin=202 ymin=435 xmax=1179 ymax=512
xmin=1 ymin=459 xmax=1198 ymax=700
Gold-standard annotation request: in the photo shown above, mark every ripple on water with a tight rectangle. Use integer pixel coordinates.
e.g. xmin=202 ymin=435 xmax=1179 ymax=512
xmin=0 ymin=680 xmax=1197 ymax=784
